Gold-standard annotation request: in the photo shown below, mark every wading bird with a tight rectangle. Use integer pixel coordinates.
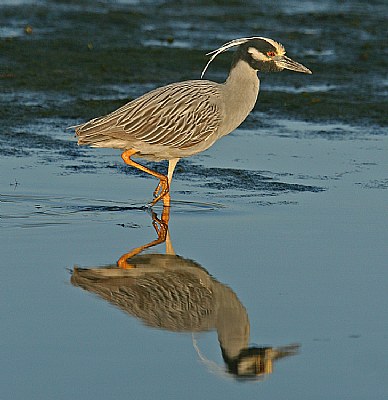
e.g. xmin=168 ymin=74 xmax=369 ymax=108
xmin=73 ymin=37 xmax=311 ymax=206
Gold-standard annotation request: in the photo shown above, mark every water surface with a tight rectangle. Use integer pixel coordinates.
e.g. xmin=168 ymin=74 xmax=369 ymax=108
xmin=1 ymin=1 xmax=387 ymax=399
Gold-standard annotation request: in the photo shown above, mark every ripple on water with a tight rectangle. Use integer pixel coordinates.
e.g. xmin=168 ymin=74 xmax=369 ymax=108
xmin=0 ymin=193 xmax=226 ymax=229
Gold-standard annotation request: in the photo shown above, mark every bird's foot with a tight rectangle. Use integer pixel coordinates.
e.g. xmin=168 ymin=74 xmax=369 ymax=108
xmin=150 ymin=178 xmax=170 ymax=207
xmin=153 ymin=181 xmax=163 ymax=198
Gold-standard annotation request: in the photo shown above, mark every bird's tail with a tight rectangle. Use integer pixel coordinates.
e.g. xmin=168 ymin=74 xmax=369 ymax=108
xmin=69 ymin=118 xmax=128 ymax=149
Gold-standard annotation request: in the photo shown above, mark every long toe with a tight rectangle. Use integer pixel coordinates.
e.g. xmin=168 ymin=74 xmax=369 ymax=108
xmin=153 ymin=181 xmax=163 ymax=198
xmin=150 ymin=180 xmax=169 ymax=206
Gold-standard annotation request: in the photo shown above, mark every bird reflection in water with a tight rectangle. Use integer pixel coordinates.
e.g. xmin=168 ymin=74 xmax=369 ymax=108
xmin=71 ymin=206 xmax=298 ymax=380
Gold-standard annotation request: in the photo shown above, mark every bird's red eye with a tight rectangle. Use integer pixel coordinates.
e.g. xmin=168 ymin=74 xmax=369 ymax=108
xmin=267 ymin=51 xmax=276 ymax=57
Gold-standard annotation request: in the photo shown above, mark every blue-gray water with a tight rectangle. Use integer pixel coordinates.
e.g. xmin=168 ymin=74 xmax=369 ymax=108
xmin=1 ymin=1 xmax=387 ymax=399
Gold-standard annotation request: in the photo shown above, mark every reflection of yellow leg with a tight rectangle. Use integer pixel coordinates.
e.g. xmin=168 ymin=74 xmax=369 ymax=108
xmin=121 ymin=149 xmax=169 ymax=206
xmin=117 ymin=206 xmax=171 ymax=269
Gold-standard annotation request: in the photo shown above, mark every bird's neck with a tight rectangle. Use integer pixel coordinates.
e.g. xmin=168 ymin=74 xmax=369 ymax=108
xmin=225 ymin=58 xmax=259 ymax=88
xmin=224 ymin=59 xmax=260 ymax=107
xmin=218 ymin=59 xmax=259 ymax=135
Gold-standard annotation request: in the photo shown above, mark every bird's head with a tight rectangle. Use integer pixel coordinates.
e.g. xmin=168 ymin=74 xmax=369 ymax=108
xmin=201 ymin=36 xmax=312 ymax=78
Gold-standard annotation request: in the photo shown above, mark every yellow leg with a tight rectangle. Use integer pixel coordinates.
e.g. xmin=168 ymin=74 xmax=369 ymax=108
xmin=153 ymin=158 xmax=179 ymax=207
xmin=121 ymin=149 xmax=169 ymax=206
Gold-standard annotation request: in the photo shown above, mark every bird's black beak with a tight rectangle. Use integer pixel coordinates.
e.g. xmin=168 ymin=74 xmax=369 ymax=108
xmin=275 ymin=55 xmax=312 ymax=74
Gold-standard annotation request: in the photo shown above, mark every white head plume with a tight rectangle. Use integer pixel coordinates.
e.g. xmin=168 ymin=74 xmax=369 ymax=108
xmin=200 ymin=36 xmax=285 ymax=78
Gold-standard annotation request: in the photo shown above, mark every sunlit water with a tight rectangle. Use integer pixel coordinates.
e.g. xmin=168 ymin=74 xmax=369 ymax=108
xmin=1 ymin=1 xmax=387 ymax=399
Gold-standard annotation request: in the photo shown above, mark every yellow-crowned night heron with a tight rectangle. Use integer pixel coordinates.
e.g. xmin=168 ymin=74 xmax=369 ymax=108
xmin=73 ymin=36 xmax=312 ymax=206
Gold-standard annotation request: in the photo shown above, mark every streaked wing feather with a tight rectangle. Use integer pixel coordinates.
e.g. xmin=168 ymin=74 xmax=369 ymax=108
xmin=76 ymin=80 xmax=222 ymax=150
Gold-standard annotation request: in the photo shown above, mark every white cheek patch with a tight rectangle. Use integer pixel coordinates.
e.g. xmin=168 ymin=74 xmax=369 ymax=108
xmin=247 ymin=47 xmax=270 ymax=61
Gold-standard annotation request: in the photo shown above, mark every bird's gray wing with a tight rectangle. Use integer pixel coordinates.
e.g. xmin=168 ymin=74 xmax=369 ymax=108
xmin=76 ymin=80 xmax=223 ymax=150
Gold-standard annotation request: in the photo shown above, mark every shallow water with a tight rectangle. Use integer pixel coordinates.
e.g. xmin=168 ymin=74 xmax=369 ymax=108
xmin=1 ymin=1 xmax=387 ymax=399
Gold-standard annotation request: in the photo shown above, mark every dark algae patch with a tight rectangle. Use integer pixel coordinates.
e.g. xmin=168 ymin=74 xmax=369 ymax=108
xmin=1 ymin=0 xmax=387 ymax=131
xmin=0 ymin=0 xmax=385 ymax=195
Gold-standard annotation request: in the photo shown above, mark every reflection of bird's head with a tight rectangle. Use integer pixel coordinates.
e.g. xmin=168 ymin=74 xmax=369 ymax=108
xmin=221 ymin=344 xmax=300 ymax=381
